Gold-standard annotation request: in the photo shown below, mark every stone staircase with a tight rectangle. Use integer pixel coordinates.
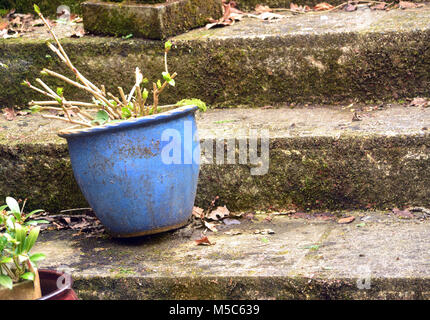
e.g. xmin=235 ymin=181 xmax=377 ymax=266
xmin=1 ymin=2 xmax=430 ymax=299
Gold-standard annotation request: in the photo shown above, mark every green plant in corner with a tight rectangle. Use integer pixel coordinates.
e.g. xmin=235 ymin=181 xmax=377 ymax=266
xmin=0 ymin=197 xmax=48 ymax=290
xmin=25 ymin=5 xmax=207 ymax=128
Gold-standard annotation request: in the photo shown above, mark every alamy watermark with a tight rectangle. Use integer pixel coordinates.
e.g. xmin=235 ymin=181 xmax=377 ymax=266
xmin=160 ymin=121 xmax=270 ymax=175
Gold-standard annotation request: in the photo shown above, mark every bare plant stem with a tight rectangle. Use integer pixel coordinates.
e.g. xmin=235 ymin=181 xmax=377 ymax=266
xmin=118 ymin=87 xmax=128 ymax=106
xmin=29 ymin=100 xmax=98 ymax=108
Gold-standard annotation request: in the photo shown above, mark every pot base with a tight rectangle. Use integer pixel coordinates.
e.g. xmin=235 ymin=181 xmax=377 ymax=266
xmin=106 ymin=219 xmax=190 ymax=238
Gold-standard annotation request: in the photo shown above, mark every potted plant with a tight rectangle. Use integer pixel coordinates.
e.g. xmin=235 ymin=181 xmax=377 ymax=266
xmin=25 ymin=6 xmax=204 ymax=237
xmin=0 ymin=197 xmax=78 ymax=300
xmin=0 ymin=197 xmax=45 ymax=299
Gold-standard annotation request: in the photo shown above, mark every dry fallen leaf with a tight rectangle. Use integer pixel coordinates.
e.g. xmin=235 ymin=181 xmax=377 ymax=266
xmin=399 ymin=1 xmax=423 ymax=9
xmin=337 ymin=216 xmax=355 ymax=224
xmin=204 ymin=220 xmax=219 ymax=232
xmin=370 ymin=2 xmax=388 ymax=10
xmin=206 ymin=1 xmax=244 ymax=29
xmin=290 ymin=3 xmax=311 ymax=13
xmin=2 ymin=107 xmax=16 ymax=121
xmin=192 ymin=206 xmax=204 ymax=219
xmin=314 ymin=2 xmax=335 ymax=11
xmin=70 ymin=26 xmax=85 ymax=38
xmin=408 ymin=97 xmax=429 ymax=108
xmin=251 ymin=12 xmax=284 ymax=21
xmin=344 ymin=3 xmax=357 ymax=12
xmin=206 ymin=205 xmax=230 ymax=221
xmin=255 ymin=4 xmax=272 ymax=13
xmin=195 ymin=236 xmax=215 ymax=246
xmin=392 ymin=208 xmax=414 ymax=219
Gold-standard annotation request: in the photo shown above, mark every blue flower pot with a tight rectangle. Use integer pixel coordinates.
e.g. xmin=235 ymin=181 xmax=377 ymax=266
xmin=58 ymin=105 xmax=200 ymax=237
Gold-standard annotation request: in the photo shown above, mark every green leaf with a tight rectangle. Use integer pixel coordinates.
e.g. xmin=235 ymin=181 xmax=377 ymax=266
xmin=23 ymin=226 xmax=40 ymax=253
xmin=168 ymin=79 xmax=175 ymax=87
xmin=5 ymin=216 xmax=15 ymax=231
xmin=56 ymin=87 xmax=64 ymax=97
xmin=121 ymin=107 xmax=132 ymax=119
xmin=0 ymin=205 xmax=7 ymax=211
xmin=122 ymin=34 xmax=133 ymax=39
xmin=142 ymin=88 xmax=149 ymax=100
xmin=92 ymin=110 xmax=110 ymax=125
xmin=30 ymin=105 xmax=41 ymax=113
xmin=165 ymin=40 xmax=172 ymax=51
xmin=55 ymin=97 xmax=62 ymax=104
xmin=20 ymin=272 xmax=34 ymax=281
xmin=34 ymin=4 xmax=41 ymax=14
xmin=0 ymin=257 xmax=12 ymax=264
xmin=6 ymin=197 xmax=20 ymax=213
xmin=162 ymin=72 xmax=171 ymax=82
xmin=0 ymin=275 xmax=13 ymax=290
xmin=29 ymin=253 xmax=45 ymax=263
xmin=157 ymin=80 xmax=162 ymax=89
xmin=15 ymin=223 xmax=26 ymax=254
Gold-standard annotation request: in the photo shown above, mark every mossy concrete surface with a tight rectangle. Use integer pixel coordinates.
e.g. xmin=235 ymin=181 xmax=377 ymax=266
xmin=82 ymin=0 xmax=223 ymax=39
xmin=2 ymin=7 xmax=430 ymax=107
xmin=34 ymin=212 xmax=430 ymax=299
xmin=1 ymin=105 xmax=429 ymax=212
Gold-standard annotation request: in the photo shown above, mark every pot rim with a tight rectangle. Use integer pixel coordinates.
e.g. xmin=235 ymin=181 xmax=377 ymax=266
xmin=58 ymin=105 xmax=198 ymax=138
xmin=37 ymin=269 xmax=73 ymax=301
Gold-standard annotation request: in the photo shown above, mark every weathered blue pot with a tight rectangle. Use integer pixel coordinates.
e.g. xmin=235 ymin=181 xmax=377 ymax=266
xmin=58 ymin=105 xmax=200 ymax=237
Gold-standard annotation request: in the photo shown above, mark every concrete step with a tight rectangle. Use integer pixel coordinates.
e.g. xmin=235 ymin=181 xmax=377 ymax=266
xmin=81 ymin=0 xmax=223 ymax=39
xmin=2 ymin=6 xmax=430 ymax=108
xmin=0 ymin=0 xmax=370 ymax=15
xmin=34 ymin=211 xmax=430 ymax=299
xmin=1 ymin=105 xmax=429 ymax=212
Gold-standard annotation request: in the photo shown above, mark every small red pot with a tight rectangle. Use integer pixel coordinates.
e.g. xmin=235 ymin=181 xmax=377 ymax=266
xmin=37 ymin=269 xmax=78 ymax=300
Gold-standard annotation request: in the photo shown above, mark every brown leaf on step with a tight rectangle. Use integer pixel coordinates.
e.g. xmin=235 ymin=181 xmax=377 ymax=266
xmin=314 ymin=2 xmax=334 ymax=11
xmin=70 ymin=15 xmax=83 ymax=24
xmin=192 ymin=206 xmax=204 ymax=219
xmin=206 ymin=1 xmax=244 ymax=29
xmin=399 ymin=1 xmax=423 ymax=9
xmin=337 ymin=216 xmax=355 ymax=224
xmin=0 ymin=19 xmax=8 ymax=30
xmin=255 ymin=4 xmax=272 ymax=13
xmin=370 ymin=2 xmax=388 ymax=10
xmin=344 ymin=3 xmax=357 ymax=12
xmin=408 ymin=97 xmax=429 ymax=108
xmin=290 ymin=3 xmax=311 ymax=12
xmin=206 ymin=205 xmax=230 ymax=221
xmin=2 ymin=107 xmax=16 ymax=121
xmin=392 ymin=208 xmax=414 ymax=219
xmin=252 ymin=12 xmax=284 ymax=21
xmin=195 ymin=236 xmax=215 ymax=246
xmin=204 ymin=220 xmax=218 ymax=232
xmin=70 ymin=27 xmax=85 ymax=38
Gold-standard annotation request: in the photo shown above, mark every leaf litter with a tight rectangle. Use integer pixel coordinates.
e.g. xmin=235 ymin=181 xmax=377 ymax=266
xmin=0 ymin=8 xmax=84 ymax=39
xmin=206 ymin=0 xmax=426 ymax=29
